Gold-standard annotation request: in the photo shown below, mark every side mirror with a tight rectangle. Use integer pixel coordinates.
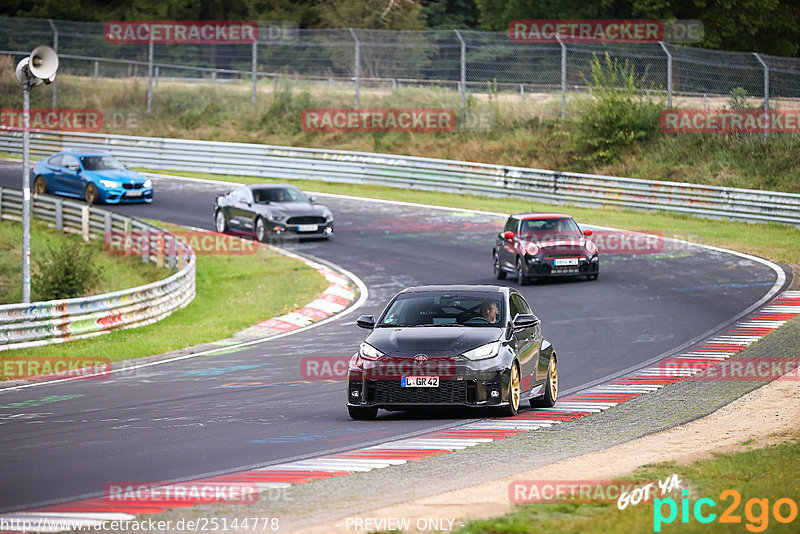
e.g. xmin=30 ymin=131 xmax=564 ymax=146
xmin=513 ymin=313 xmax=540 ymax=329
xmin=583 ymin=229 xmax=593 ymax=237
xmin=308 ymin=195 xmax=316 ymax=203
xmin=503 ymin=231 xmax=514 ymax=240
xmin=356 ymin=315 xmax=375 ymax=329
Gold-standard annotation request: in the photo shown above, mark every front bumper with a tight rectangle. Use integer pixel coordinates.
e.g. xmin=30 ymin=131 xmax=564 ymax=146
xmin=267 ymin=221 xmax=334 ymax=239
xmin=101 ymin=187 xmax=153 ymax=204
xmin=525 ymin=255 xmax=599 ymax=277
xmin=347 ymin=364 xmax=512 ymax=409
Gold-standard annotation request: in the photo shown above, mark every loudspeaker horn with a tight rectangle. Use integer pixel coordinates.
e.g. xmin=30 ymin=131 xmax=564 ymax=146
xmin=28 ymin=45 xmax=59 ymax=82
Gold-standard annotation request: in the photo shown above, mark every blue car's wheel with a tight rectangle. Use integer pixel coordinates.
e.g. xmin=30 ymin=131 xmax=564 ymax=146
xmin=34 ymin=176 xmax=47 ymax=195
xmin=84 ymin=183 xmax=99 ymax=204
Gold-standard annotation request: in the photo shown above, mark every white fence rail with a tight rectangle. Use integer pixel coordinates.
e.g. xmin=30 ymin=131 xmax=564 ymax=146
xmin=1 ymin=130 xmax=799 ymax=226
xmin=0 ymin=186 xmax=195 ymax=352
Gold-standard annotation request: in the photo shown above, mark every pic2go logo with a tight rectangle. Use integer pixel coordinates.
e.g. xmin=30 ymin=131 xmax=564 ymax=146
xmin=654 ymin=489 xmax=798 ymax=532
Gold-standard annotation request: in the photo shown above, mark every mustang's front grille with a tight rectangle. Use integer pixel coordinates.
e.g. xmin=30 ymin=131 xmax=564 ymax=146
xmin=369 ymin=380 xmax=468 ymax=404
xmin=286 ymin=216 xmax=326 ymax=225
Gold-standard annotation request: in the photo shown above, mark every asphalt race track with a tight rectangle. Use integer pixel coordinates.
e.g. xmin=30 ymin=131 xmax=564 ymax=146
xmin=0 ymin=163 xmax=784 ymax=512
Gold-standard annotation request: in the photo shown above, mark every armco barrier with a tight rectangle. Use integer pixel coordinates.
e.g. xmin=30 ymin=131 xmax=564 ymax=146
xmin=0 ymin=187 xmax=195 ymax=352
xmin=1 ymin=130 xmax=798 ymax=226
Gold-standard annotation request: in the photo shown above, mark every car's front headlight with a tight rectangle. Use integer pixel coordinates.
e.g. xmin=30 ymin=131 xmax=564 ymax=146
xmin=143 ymin=179 xmax=152 ymax=188
xmin=269 ymin=213 xmax=286 ymax=222
xmin=585 ymin=239 xmax=598 ymax=255
xmin=99 ymin=180 xmax=119 ymax=188
xmin=461 ymin=341 xmax=501 ymax=361
xmin=359 ymin=342 xmax=385 ymax=361
xmin=323 ymin=210 xmax=333 ymax=221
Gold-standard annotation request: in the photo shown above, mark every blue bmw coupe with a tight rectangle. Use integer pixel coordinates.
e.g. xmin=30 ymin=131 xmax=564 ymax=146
xmin=33 ymin=151 xmax=153 ymax=204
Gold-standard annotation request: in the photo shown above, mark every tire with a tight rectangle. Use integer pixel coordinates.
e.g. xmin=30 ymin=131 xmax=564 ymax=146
xmin=255 ymin=217 xmax=267 ymax=243
xmin=501 ymin=363 xmax=521 ymax=417
xmin=531 ymin=358 xmax=558 ymax=408
xmin=84 ymin=183 xmax=99 ymax=204
xmin=493 ymin=252 xmax=507 ymax=280
xmin=348 ymin=406 xmax=378 ymax=420
xmin=587 ymin=273 xmax=599 ymax=281
xmin=33 ymin=176 xmax=47 ymax=195
xmin=215 ymin=210 xmax=228 ymax=233
xmin=516 ymin=257 xmax=529 ymax=286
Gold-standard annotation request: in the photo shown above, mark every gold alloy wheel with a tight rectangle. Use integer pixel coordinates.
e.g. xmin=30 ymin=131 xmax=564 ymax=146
xmin=510 ymin=363 xmax=520 ymax=411
xmin=549 ymin=359 xmax=558 ymax=401
xmin=34 ymin=177 xmax=46 ymax=194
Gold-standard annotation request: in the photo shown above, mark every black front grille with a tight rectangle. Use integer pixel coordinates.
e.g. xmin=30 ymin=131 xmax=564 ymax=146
xmin=370 ymin=380 xmax=468 ymax=404
xmin=122 ymin=183 xmax=143 ymax=190
xmin=286 ymin=216 xmax=326 ymax=225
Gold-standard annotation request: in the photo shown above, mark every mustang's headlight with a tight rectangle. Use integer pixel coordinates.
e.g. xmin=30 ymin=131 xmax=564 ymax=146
xmin=269 ymin=213 xmax=286 ymax=222
xmin=359 ymin=342 xmax=384 ymax=361
xmin=143 ymin=179 xmax=152 ymax=188
xmin=323 ymin=210 xmax=333 ymax=221
xmin=99 ymin=180 xmax=119 ymax=188
xmin=461 ymin=341 xmax=501 ymax=361
xmin=585 ymin=240 xmax=598 ymax=255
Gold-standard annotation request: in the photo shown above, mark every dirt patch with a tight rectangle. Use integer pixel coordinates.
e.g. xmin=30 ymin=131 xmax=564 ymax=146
xmin=296 ymin=375 xmax=800 ymax=533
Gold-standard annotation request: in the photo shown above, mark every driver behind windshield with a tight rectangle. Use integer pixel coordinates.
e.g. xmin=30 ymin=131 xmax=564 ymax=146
xmin=480 ymin=300 xmax=500 ymax=323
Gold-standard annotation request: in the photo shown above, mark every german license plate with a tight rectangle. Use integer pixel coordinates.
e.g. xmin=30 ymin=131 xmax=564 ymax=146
xmin=126 ymin=190 xmax=143 ymax=197
xmin=553 ymin=257 xmax=579 ymax=266
xmin=297 ymin=224 xmax=318 ymax=232
xmin=401 ymin=376 xmax=439 ymax=388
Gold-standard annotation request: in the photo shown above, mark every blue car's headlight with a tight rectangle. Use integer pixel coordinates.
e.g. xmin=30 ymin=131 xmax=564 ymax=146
xmin=143 ymin=179 xmax=152 ymax=188
xmin=99 ymin=180 xmax=119 ymax=188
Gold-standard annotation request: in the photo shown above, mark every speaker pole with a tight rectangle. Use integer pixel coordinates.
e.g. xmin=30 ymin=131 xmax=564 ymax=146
xmin=21 ymin=78 xmax=31 ymax=303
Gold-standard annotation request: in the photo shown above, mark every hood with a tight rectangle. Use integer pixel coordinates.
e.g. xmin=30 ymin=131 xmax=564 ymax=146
xmin=86 ymin=169 xmax=147 ymax=185
xmin=365 ymin=326 xmax=501 ymax=357
xmin=261 ymin=202 xmax=330 ymax=218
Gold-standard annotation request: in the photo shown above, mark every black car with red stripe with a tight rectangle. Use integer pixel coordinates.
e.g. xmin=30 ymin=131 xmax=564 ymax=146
xmin=493 ymin=213 xmax=599 ymax=285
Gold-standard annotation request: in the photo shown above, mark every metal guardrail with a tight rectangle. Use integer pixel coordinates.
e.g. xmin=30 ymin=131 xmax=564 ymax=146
xmin=1 ymin=130 xmax=799 ymax=226
xmin=0 ymin=186 xmax=195 ymax=352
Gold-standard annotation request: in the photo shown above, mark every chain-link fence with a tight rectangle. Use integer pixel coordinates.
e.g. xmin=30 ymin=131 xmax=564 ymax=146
xmin=2 ymin=16 xmax=800 ymax=119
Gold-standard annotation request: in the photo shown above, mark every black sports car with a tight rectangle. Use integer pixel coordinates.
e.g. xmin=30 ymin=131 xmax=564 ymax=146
xmin=347 ymin=285 xmax=558 ymax=420
xmin=213 ymin=183 xmax=333 ymax=241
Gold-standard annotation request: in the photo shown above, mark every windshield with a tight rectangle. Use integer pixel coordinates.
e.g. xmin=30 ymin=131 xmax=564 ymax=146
xmin=80 ymin=155 xmax=126 ymax=171
xmin=252 ymin=187 xmax=307 ymax=204
xmin=379 ymin=293 xmax=504 ymax=327
xmin=519 ymin=217 xmax=581 ymax=238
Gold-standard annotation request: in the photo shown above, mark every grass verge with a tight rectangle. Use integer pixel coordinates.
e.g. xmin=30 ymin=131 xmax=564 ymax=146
xmin=456 ymin=435 xmax=800 ymax=533
xmin=0 ymin=219 xmax=164 ymax=304
xmin=1 ymin=221 xmax=328 ymax=363
xmin=146 ymin=169 xmax=800 ymax=265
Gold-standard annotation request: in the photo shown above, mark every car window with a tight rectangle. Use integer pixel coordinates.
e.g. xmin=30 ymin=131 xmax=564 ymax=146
xmin=253 ymin=187 xmax=307 ymax=204
xmin=503 ymin=217 xmax=517 ymax=233
xmin=81 ymin=155 xmax=125 ymax=171
xmin=513 ymin=293 xmax=532 ymax=314
xmin=509 ymin=294 xmax=523 ymax=320
xmin=521 ymin=217 xmax=580 ymax=234
xmin=48 ymin=155 xmax=62 ymax=167
xmin=379 ymin=293 xmax=504 ymax=327
xmin=231 ymin=187 xmax=249 ymax=203
xmin=62 ymin=155 xmax=80 ymax=169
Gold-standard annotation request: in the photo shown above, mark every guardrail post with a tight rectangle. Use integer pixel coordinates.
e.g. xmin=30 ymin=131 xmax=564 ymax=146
xmin=252 ymin=39 xmax=258 ymax=111
xmin=81 ymin=205 xmax=90 ymax=241
xmin=155 ymin=233 xmax=164 ymax=268
xmin=349 ymin=28 xmax=360 ymax=109
xmin=146 ymin=34 xmax=154 ymax=114
xmin=55 ymin=199 xmax=63 ymax=232
xmin=659 ymin=41 xmax=673 ymax=109
xmin=557 ymin=35 xmax=566 ymax=120
xmin=0 ymin=189 xmax=3 ymax=221
xmin=48 ymin=19 xmax=59 ymax=109
xmin=103 ymin=211 xmax=111 ymax=236
xmin=93 ymin=61 xmax=99 ymax=81
xmin=454 ymin=29 xmax=466 ymax=118
xmin=140 ymin=223 xmax=149 ymax=264
xmin=167 ymin=235 xmax=176 ymax=269
xmin=753 ymin=53 xmax=770 ymax=141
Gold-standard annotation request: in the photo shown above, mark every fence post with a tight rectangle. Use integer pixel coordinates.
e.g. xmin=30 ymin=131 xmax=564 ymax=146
xmin=154 ymin=66 xmax=159 ymax=87
xmin=659 ymin=41 xmax=673 ymax=109
xmin=81 ymin=205 xmax=90 ymax=241
xmin=454 ymin=29 xmax=466 ymax=118
xmin=147 ymin=34 xmax=154 ymax=114
xmin=48 ymin=19 xmax=58 ymax=109
xmin=557 ymin=35 xmax=566 ymax=120
xmin=349 ymin=28 xmax=360 ymax=109
xmin=55 ymin=199 xmax=63 ymax=232
xmin=252 ymin=39 xmax=258 ymax=111
xmin=753 ymin=53 xmax=770 ymax=141
xmin=93 ymin=60 xmax=99 ymax=81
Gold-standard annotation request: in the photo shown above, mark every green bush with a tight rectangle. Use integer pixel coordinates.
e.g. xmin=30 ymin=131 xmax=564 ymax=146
xmin=577 ymin=53 xmax=665 ymax=164
xmin=34 ymin=237 xmax=103 ymax=301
